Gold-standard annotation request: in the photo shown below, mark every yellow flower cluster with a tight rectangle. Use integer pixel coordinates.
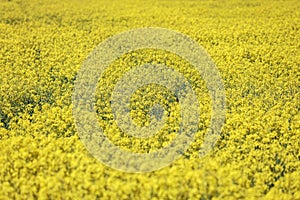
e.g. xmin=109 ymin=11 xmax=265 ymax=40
xmin=0 ymin=0 xmax=299 ymax=199
xmin=94 ymin=49 xmax=210 ymax=154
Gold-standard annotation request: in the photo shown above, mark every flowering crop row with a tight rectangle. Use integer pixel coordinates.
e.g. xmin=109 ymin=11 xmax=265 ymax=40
xmin=0 ymin=0 xmax=299 ymax=199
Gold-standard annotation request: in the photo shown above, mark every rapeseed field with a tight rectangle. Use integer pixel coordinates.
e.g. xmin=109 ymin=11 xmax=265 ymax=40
xmin=0 ymin=0 xmax=299 ymax=199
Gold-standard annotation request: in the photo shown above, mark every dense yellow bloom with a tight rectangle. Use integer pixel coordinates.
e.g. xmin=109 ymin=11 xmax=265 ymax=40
xmin=0 ymin=0 xmax=299 ymax=199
